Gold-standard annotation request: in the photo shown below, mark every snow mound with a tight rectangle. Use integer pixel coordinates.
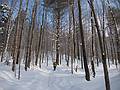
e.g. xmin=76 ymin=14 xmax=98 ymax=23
xmin=0 ymin=62 xmax=120 ymax=90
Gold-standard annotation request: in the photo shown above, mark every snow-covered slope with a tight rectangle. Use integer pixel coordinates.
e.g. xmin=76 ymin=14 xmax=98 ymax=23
xmin=0 ymin=62 xmax=120 ymax=90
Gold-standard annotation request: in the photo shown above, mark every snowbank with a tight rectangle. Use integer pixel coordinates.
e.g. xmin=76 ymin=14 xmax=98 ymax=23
xmin=0 ymin=62 xmax=120 ymax=90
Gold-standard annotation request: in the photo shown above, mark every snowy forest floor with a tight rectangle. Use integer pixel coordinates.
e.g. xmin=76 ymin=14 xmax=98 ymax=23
xmin=0 ymin=61 xmax=120 ymax=90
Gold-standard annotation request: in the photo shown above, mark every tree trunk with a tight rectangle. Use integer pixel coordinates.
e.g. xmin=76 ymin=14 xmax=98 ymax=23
xmin=88 ymin=0 xmax=110 ymax=89
xmin=78 ymin=0 xmax=90 ymax=81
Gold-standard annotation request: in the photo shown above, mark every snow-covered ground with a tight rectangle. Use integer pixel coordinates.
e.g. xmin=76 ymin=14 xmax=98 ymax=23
xmin=0 ymin=61 xmax=120 ymax=90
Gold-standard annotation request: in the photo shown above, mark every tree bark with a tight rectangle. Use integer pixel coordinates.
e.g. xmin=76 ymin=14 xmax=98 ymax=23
xmin=78 ymin=0 xmax=90 ymax=81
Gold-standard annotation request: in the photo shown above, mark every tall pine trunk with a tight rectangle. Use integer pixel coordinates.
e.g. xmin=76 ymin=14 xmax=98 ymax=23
xmin=78 ymin=0 xmax=90 ymax=81
xmin=88 ymin=0 xmax=110 ymax=89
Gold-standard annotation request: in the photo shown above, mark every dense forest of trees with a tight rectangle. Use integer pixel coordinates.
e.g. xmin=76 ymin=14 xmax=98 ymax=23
xmin=0 ymin=0 xmax=120 ymax=90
